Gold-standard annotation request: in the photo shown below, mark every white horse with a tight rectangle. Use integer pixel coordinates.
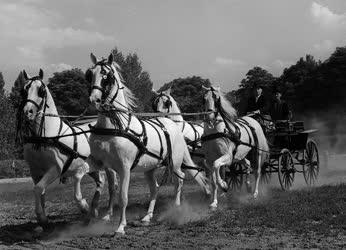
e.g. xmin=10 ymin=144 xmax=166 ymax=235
xmin=152 ymin=88 xmax=204 ymax=149
xmin=87 ymin=53 xmax=210 ymax=234
xmin=202 ymin=86 xmax=269 ymax=209
xmin=20 ymin=69 xmax=118 ymax=226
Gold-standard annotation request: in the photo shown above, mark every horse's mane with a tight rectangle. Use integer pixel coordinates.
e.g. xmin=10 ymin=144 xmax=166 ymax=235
xmin=111 ymin=62 xmax=137 ymax=111
xmin=169 ymin=95 xmax=181 ymax=112
xmin=218 ymin=90 xmax=237 ymax=120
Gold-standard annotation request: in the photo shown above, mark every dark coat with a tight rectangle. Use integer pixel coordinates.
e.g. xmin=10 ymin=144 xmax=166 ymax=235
xmin=247 ymin=95 xmax=268 ymax=114
xmin=270 ymin=100 xmax=290 ymax=120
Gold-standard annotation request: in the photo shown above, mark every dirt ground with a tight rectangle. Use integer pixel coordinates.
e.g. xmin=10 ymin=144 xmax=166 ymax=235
xmin=0 ymin=158 xmax=345 ymax=249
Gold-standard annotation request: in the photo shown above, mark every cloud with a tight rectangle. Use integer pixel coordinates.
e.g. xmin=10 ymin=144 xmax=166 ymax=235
xmin=313 ymin=39 xmax=334 ymax=52
xmin=214 ymin=57 xmax=246 ymax=67
xmin=310 ymin=2 xmax=346 ymax=29
xmin=85 ymin=17 xmax=96 ymax=25
xmin=42 ymin=63 xmax=73 ymax=81
xmin=46 ymin=63 xmax=73 ymax=72
xmin=0 ymin=1 xmax=115 ymax=67
xmin=272 ymin=59 xmax=294 ymax=69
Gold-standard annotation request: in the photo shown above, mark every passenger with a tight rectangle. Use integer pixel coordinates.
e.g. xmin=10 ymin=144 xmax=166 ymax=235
xmin=270 ymin=89 xmax=291 ymax=121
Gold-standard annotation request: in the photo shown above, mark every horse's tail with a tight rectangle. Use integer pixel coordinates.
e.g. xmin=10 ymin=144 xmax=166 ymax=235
xmin=182 ymin=143 xmax=211 ymax=195
xmin=257 ymin=126 xmax=270 ymax=167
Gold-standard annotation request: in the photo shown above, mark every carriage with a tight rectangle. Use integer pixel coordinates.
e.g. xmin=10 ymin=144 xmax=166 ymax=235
xmin=224 ymin=119 xmax=320 ymax=191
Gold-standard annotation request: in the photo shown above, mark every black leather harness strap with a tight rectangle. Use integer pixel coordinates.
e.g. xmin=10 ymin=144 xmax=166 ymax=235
xmin=88 ymin=116 xmax=173 ymax=171
xmin=60 ymin=124 xmax=79 ymax=176
xmin=24 ymin=127 xmax=88 ymax=177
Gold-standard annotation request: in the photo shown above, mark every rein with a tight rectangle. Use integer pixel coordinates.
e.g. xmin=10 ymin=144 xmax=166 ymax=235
xmin=17 ymin=77 xmax=92 ymax=178
xmin=201 ymin=89 xmax=270 ymax=154
xmin=43 ymin=110 xmax=216 ymax=118
xmin=89 ymin=64 xmax=207 ymax=180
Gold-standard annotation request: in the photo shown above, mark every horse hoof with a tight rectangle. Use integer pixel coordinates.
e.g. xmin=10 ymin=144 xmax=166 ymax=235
xmin=141 ymin=220 xmax=150 ymax=227
xmin=33 ymin=226 xmax=44 ymax=234
xmin=209 ymin=205 xmax=218 ymax=211
xmin=102 ymin=214 xmax=111 ymax=222
xmin=114 ymin=230 xmax=125 ymax=236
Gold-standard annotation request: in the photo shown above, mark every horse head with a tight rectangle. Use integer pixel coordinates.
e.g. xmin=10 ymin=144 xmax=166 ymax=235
xmin=87 ymin=53 xmax=124 ymax=110
xmin=22 ymin=69 xmax=47 ymax=121
xmin=202 ymin=85 xmax=221 ymax=123
xmin=152 ymin=88 xmax=173 ymax=113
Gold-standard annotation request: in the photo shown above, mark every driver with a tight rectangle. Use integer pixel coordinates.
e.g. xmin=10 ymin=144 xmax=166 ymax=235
xmin=246 ymin=85 xmax=269 ymax=115
xmin=246 ymin=85 xmax=272 ymax=133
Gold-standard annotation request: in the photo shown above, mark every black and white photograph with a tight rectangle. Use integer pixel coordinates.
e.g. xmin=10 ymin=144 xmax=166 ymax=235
xmin=0 ymin=0 xmax=345 ymax=249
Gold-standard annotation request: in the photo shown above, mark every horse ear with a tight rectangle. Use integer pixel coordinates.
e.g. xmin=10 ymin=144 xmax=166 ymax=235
xmin=39 ymin=69 xmax=44 ymax=79
xmin=215 ymin=86 xmax=221 ymax=92
xmin=152 ymin=88 xmax=159 ymax=95
xmin=202 ymin=85 xmax=210 ymax=90
xmin=90 ymin=53 xmax=97 ymax=64
xmin=108 ymin=53 xmax=114 ymax=64
xmin=22 ymin=70 xmax=29 ymax=80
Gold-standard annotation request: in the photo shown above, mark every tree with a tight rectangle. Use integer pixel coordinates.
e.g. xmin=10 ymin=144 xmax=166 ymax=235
xmin=48 ymin=68 xmax=91 ymax=115
xmin=233 ymin=67 xmax=277 ymax=115
xmin=0 ymin=93 xmax=17 ymax=159
xmin=239 ymin=66 xmax=277 ymax=90
xmin=110 ymin=48 xmax=154 ymax=112
xmin=10 ymin=71 xmax=26 ymax=110
xmin=0 ymin=72 xmax=5 ymax=96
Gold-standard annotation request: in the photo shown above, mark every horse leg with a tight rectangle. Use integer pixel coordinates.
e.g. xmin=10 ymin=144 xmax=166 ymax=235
xmin=213 ymin=153 xmax=232 ymax=192
xmin=73 ymin=172 xmax=89 ymax=214
xmin=253 ymin=154 xmax=262 ymax=199
xmin=210 ymin=170 xmax=219 ymax=210
xmin=243 ymin=158 xmax=253 ymax=193
xmin=103 ymin=168 xmax=118 ymax=221
xmin=88 ymin=171 xmax=105 ymax=218
xmin=141 ymin=169 xmax=158 ymax=224
xmin=33 ymin=166 xmax=59 ymax=225
xmin=174 ymin=169 xmax=185 ymax=206
xmin=115 ymin=168 xmax=130 ymax=235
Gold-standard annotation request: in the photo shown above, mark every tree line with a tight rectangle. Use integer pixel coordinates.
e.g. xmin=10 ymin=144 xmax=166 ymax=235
xmin=1 ymin=46 xmax=346 ymax=160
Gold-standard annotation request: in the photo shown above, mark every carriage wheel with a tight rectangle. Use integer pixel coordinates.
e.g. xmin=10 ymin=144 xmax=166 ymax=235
xmin=303 ymin=140 xmax=319 ymax=186
xmin=226 ymin=163 xmax=243 ymax=190
xmin=278 ymin=149 xmax=295 ymax=191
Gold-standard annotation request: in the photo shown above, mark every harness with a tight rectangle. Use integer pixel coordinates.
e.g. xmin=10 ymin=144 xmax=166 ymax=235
xmin=24 ymin=126 xmax=88 ymax=176
xmin=201 ymin=88 xmax=260 ymax=158
xmin=18 ymin=77 xmax=89 ymax=178
xmin=88 ymin=115 xmax=172 ymax=171
xmin=88 ymin=63 xmax=174 ymax=172
xmin=152 ymin=92 xmax=203 ymax=152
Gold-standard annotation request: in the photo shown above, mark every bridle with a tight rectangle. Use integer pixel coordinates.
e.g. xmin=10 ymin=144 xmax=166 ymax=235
xmin=86 ymin=61 xmax=124 ymax=106
xmin=17 ymin=76 xmax=49 ymax=141
xmin=22 ymin=77 xmax=47 ymax=112
xmin=203 ymin=87 xmax=221 ymax=125
xmin=152 ymin=92 xmax=172 ymax=112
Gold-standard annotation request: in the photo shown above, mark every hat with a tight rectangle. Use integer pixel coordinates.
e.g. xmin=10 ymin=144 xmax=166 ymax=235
xmin=273 ymin=86 xmax=283 ymax=94
xmin=253 ymin=83 xmax=264 ymax=89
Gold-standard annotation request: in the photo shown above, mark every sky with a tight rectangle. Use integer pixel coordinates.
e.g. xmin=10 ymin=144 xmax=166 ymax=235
xmin=1 ymin=0 xmax=346 ymax=92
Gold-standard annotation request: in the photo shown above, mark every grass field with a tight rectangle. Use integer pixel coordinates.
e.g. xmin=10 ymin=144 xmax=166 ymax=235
xmin=0 ymin=165 xmax=345 ymax=249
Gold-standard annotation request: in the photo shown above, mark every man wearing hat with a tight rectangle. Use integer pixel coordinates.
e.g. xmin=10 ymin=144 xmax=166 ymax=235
xmin=270 ymin=88 xmax=290 ymax=121
xmin=246 ymin=84 xmax=268 ymax=115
